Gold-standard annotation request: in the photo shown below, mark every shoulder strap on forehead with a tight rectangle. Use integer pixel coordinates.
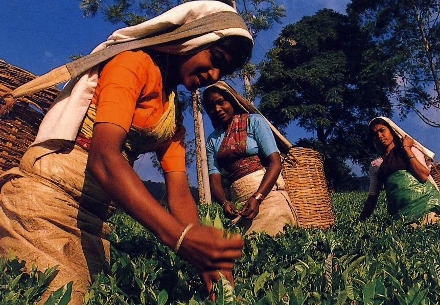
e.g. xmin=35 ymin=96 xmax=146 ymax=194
xmin=12 ymin=11 xmax=248 ymax=98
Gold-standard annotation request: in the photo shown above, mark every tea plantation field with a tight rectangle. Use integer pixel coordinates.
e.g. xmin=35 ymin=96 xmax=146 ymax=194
xmin=2 ymin=191 xmax=440 ymax=304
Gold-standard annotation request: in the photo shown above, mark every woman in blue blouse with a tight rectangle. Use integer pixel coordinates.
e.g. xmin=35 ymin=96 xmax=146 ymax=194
xmin=201 ymin=81 xmax=298 ymax=236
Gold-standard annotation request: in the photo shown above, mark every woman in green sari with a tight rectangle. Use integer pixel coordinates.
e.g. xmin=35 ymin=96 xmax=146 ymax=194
xmin=359 ymin=117 xmax=440 ymax=225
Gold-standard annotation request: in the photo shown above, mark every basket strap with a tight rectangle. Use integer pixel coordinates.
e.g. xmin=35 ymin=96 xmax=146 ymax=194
xmin=232 ymin=93 xmax=293 ymax=153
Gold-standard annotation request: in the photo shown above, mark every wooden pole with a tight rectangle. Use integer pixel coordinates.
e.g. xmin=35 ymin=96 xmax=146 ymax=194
xmin=192 ymin=90 xmax=212 ymax=204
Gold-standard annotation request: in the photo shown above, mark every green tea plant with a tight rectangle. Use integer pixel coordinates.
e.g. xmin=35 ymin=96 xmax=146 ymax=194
xmin=0 ymin=256 xmax=71 ymax=305
xmin=2 ymin=191 xmax=440 ymax=304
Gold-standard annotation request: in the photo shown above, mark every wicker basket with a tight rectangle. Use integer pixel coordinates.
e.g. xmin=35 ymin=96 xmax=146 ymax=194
xmin=282 ymin=147 xmax=335 ymax=229
xmin=431 ymin=162 xmax=440 ymax=190
xmin=0 ymin=59 xmax=59 ymax=173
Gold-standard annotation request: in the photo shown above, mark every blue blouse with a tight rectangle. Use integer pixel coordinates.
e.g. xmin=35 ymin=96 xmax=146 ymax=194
xmin=205 ymin=114 xmax=279 ymax=175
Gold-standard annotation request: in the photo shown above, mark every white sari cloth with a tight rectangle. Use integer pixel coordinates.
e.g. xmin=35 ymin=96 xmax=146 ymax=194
xmin=230 ymin=169 xmax=298 ymax=236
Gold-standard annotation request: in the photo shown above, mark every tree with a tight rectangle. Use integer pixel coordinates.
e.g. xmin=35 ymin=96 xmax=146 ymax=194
xmin=254 ymin=9 xmax=396 ymax=190
xmin=348 ymin=0 xmax=440 ymax=126
xmin=79 ymin=0 xmax=285 ymax=30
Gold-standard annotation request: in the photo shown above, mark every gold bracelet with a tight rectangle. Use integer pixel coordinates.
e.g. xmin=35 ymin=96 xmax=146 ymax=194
xmin=408 ymin=155 xmax=416 ymax=160
xmin=174 ymin=223 xmax=194 ymax=253
xmin=403 ymin=145 xmax=412 ymax=148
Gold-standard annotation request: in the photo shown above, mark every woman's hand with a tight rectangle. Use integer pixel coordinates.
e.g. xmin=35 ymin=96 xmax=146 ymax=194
xmin=209 ymin=173 xmax=240 ymax=219
xmin=177 ymin=225 xmax=244 ymax=272
xmin=359 ymin=195 xmax=378 ymax=221
xmin=223 ymin=201 xmax=239 ymax=219
xmin=201 ymin=269 xmax=235 ymax=301
xmin=401 ymin=134 xmax=415 ymax=148
xmin=402 ymin=135 xmax=430 ymax=182
xmin=238 ymin=197 xmax=260 ymax=219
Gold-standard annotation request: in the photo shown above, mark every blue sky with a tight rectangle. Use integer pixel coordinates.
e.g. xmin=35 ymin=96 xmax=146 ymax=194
xmin=1 ymin=0 xmax=439 ymax=185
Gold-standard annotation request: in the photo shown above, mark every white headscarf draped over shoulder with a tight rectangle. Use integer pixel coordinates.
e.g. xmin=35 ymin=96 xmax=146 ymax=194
xmin=32 ymin=1 xmax=253 ymax=145
xmin=369 ymin=116 xmax=435 ymax=160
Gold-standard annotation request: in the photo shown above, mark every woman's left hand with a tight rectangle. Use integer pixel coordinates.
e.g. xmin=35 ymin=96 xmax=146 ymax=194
xmin=239 ymin=197 xmax=260 ymax=219
xmin=402 ymin=134 xmax=415 ymax=148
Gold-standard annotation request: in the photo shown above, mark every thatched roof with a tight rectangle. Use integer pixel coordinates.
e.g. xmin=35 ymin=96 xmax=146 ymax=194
xmin=0 ymin=59 xmax=60 ymax=173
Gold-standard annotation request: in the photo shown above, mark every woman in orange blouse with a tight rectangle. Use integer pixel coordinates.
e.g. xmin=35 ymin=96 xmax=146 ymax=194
xmin=0 ymin=2 xmax=253 ymax=304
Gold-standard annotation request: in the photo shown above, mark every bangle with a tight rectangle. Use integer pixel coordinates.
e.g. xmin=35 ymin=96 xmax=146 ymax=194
xmin=221 ymin=200 xmax=230 ymax=208
xmin=252 ymin=193 xmax=265 ymax=203
xmin=174 ymin=223 xmax=194 ymax=253
xmin=403 ymin=145 xmax=412 ymax=148
xmin=408 ymin=155 xmax=416 ymax=160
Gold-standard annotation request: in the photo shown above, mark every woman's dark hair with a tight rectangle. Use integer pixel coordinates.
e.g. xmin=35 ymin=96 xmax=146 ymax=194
xmin=211 ymin=35 xmax=253 ymax=74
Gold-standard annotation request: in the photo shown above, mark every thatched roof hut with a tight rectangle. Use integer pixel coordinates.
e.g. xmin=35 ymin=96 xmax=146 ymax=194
xmin=0 ymin=59 xmax=60 ymax=173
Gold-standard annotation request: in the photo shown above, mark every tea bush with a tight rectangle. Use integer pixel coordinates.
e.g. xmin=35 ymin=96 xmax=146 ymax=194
xmin=2 ymin=191 xmax=440 ymax=304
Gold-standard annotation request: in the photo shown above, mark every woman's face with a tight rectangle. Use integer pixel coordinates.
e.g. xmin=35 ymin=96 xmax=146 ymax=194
xmin=177 ymin=47 xmax=233 ymax=91
xmin=371 ymin=123 xmax=395 ymax=149
xmin=203 ymin=91 xmax=235 ymax=127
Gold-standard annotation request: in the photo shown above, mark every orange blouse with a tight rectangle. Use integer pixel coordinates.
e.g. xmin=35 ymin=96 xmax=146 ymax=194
xmin=91 ymin=50 xmax=186 ymax=172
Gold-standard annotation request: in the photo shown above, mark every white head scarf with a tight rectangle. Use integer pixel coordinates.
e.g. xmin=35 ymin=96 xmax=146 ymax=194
xmin=369 ymin=116 xmax=435 ymax=160
xmin=33 ymin=1 xmax=253 ymax=144
xmin=99 ymin=1 xmax=252 ymax=55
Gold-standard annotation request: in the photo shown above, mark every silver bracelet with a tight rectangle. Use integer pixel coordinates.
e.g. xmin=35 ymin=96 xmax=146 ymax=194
xmin=174 ymin=223 xmax=194 ymax=253
xmin=252 ymin=192 xmax=265 ymax=203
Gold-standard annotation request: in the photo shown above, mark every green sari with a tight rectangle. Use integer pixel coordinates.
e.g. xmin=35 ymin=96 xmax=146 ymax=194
xmin=385 ymin=170 xmax=440 ymax=222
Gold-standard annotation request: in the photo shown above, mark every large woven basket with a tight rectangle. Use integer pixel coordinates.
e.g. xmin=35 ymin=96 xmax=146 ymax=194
xmin=282 ymin=147 xmax=335 ymax=229
xmin=0 ymin=59 xmax=59 ymax=173
xmin=431 ymin=162 xmax=440 ymax=189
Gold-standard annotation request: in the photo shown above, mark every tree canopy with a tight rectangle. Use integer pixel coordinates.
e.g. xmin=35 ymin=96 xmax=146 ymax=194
xmin=79 ymin=0 xmax=285 ymax=35
xmin=348 ymin=0 xmax=440 ymax=126
xmin=254 ymin=9 xmax=397 ymax=190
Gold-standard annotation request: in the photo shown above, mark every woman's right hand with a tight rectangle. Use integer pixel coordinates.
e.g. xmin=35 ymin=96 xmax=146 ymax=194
xmin=359 ymin=194 xmax=379 ymax=221
xmin=223 ymin=201 xmax=240 ymax=219
xmin=176 ymin=224 xmax=244 ymax=272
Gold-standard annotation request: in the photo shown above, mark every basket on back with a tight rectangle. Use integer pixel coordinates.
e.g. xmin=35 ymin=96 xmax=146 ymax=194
xmin=231 ymin=90 xmax=335 ymax=229
xmin=281 ymin=147 xmax=335 ymax=229
xmin=431 ymin=161 xmax=440 ymax=190
xmin=0 ymin=59 xmax=59 ymax=174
